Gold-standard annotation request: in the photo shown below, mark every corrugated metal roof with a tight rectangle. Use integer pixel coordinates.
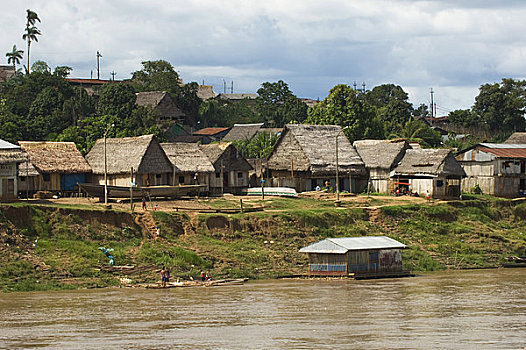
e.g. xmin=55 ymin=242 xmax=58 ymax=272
xmin=479 ymin=143 xmax=526 ymax=149
xmin=478 ymin=144 xmax=526 ymax=158
xmin=0 ymin=139 xmax=20 ymax=150
xmin=299 ymin=236 xmax=406 ymax=253
xmin=193 ymin=127 xmax=230 ymax=136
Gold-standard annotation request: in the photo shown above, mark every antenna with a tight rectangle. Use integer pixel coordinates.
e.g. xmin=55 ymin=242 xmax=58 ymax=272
xmin=353 ymin=81 xmax=357 ymax=90
xmin=90 ymin=70 xmax=93 ymax=79
xmin=231 ymin=80 xmax=234 ymax=94
xmin=223 ymin=79 xmax=226 ymax=93
xmin=362 ymin=82 xmax=366 ymax=93
xmin=96 ymin=51 xmax=102 ymax=80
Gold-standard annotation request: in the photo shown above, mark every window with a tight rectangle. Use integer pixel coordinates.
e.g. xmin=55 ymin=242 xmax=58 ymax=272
xmin=156 ymin=174 xmax=161 ymax=179
xmin=178 ymin=176 xmax=185 ymax=184
xmin=215 ymin=172 xmax=220 ymax=178
xmin=436 ymin=180 xmax=444 ymax=187
xmin=20 ymin=176 xmax=26 ymax=182
xmin=42 ymin=173 xmax=50 ymax=182
xmin=237 ymin=172 xmax=243 ymax=178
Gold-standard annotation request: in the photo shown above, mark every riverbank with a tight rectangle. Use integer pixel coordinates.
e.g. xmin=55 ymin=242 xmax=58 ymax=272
xmin=1 ymin=194 xmax=525 ymax=292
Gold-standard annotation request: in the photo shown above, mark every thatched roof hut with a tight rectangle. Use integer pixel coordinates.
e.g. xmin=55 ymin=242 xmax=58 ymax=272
xmin=267 ymin=124 xmax=366 ymax=176
xmin=223 ymin=123 xmax=263 ymax=141
xmin=196 ymin=85 xmax=216 ymax=100
xmin=86 ymin=134 xmax=172 ymax=175
xmin=18 ymin=141 xmax=91 ymax=174
xmin=135 ymin=91 xmax=186 ymax=122
xmin=200 ymin=142 xmax=253 ymax=172
xmin=353 ymin=139 xmax=409 ymax=171
xmin=161 ymin=143 xmax=215 ymax=173
xmin=504 ymin=132 xmax=526 ymax=144
xmin=392 ymin=148 xmax=465 ymax=177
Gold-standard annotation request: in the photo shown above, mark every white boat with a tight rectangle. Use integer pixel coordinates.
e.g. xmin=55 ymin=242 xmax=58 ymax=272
xmin=242 ymin=187 xmax=298 ymax=197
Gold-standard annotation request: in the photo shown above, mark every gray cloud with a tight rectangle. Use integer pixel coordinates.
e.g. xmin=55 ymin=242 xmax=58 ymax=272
xmin=3 ymin=0 xmax=526 ymax=112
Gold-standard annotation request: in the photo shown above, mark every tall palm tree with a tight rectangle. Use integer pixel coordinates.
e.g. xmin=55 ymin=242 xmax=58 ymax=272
xmin=22 ymin=9 xmax=41 ymax=74
xmin=5 ymin=45 xmax=24 ymax=71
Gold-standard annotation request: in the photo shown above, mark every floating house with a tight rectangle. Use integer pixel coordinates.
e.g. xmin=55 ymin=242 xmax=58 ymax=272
xmin=200 ymin=142 xmax=252 ymax=195
xmin=266 ymin=124 xmax=367 ymax=193
xmin=18 ymin=141 xmax=91 ymax=195
xmin=0 ymin=139 xmax=26 ymax=200
xmin=161 ymin=142 xmax=215 ymax=193
xmin=85 ymin=134 xmax=172 ymax=187
xmin=391 ymin=148 xmax=465 ymax=198
xmin=299 ymin=236 xmax=408 ymax=278
xmin=456 ymin=143 xmax=526 ymax=197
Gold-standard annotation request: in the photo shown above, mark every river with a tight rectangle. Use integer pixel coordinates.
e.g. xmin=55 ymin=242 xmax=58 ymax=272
xmin=0 ymin=269 xmax=524 ymax=349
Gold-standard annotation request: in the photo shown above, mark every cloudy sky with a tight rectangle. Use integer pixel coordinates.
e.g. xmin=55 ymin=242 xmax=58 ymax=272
xmin=3 ymin=0 xmax=526 ymax=114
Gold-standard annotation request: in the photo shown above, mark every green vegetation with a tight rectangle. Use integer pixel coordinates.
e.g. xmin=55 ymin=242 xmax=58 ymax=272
xmin=1 ymin=196 xmax=525 ymax=292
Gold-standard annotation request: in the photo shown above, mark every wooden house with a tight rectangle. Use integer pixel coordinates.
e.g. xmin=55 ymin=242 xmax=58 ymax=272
xmin=135 ymin=91 xmax=192 ymax=127
xmin=200 ymin=142 xmax=253 ymax=195
xmin=0 ymin=139 xmax=26 ymax=200
xmin=17 ymin=141 xmax=91 ymax=195
xmin=161 ymin=142 xmax=215 ymax=193
xmin=299 ymin=236 xmax=408 ymax=278
xmin=391 ymin=148 xmax=465 ymax=198
xmin=192 ymin=127 xmax=231 ymax=144
xmin=456 ymin=143 xmax=526 ymax=197
xmin=353 ymin=139 xmax=410 ymax=194
xmin=85 ymin=134 xmax=172 ymax=187
xmin=222 ymin=123 xmax=263 ymax=142
xmin=266 ymin=124 xmax=367 ymax=193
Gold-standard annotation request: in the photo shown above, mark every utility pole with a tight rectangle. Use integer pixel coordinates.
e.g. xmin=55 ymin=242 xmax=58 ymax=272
xmin=96 ymin=51 xmax=102 ymax=80
xmin=430 ymin=88 xmax=434 ymax=120
xmin=110 ymin=71 xmax=116 ymax=81
xmin=362 ymin=82 xmax=366 ymax=93
xmin=223 ymin=79 xmax=226 ymax=93
xmin=353 ymin=81 xmax=357 ymax=90
xmin=231 ymin=80 xmax=234 ymax=93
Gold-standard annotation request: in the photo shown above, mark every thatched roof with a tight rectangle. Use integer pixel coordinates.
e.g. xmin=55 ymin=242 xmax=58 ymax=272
xmin=17 ymin=160 xmax=39 ymax=176
xmin=135 ymin=91 xmax=166 ymax=107
xmin=161 ymin=143 xmax=215 ymax=173
xmin=267 ymin=124 xmax=366 ymax=176
xmin=18 ymin=142 xmax=91 ymax=174
xmin=504 ymin=132 xmax=526 ymax=144
xmin=217 ymin=93 xmax=258 ymax=101
xmin=86 ymin=134 xmax=172 ymax=175
xmin=392 ymin=148 xmax=465 ymax=177
xmin=200 ymin=142 xmax=253 ymax=172
xmin=196 ymin=85 xmax=216 ymax=100
xmin=353 ymin=139 xmax=409 ymax=170
xmin=223 ymin=123 xmax=263 ymax=141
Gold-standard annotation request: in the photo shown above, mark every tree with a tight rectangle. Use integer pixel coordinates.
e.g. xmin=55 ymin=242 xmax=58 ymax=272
xmin=366 ymin=84 xmax=413 ymax=133
xmin=306 ymin=84 xmax=383 ymax=142
xmin=256 ymin=80 xmax=308 ymax=127
xmin=232 ymin=131 xmax=278 ymax=159
xmin=131 ymin=60 xmax=181 ymax=92
xmin=472 ymin=78 xmax=526 ymax=133
xmin=22 ymin=9 xmax=41 ymax=74
xmin=448 ymin=109 xmax=479 ymax=128
xmin=53 ymin=66 xmax=72 ymax=78
xmin=388 ymin=119 xmax=441 ymax=147
xmin=5 ymin=45 xmax=24 ymax=71
xmin=31 ymin=60 xmax=50 ymax=73
xmin=97 ymin=83 xmax=136 ymax=120
xmin=413 ymin=103 xmax=429 ymax=118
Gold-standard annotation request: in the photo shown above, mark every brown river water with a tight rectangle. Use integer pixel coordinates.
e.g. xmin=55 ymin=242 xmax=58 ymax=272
xmin=0 ymin=269 xmax=524 ymax=349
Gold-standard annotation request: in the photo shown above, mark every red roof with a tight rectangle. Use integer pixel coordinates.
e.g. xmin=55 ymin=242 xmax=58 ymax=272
xmin=193 ymin=127 xmax=230 ymax=136
xmin=479 ymin=147 xmax=526 ymax=158
xmin=66 ymin=78 xmax=114 ymax=85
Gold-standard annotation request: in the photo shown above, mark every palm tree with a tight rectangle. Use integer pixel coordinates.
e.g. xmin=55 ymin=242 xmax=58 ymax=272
xmin=5 ymin=45 xmax=24 ymax=71
xmin=22 ymin=9 xmax=41 ymax=74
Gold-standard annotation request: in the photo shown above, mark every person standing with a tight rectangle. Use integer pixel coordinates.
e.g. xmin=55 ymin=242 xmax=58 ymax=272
xmin=142 ymin=198 xmax=146 ymax=211
xmin=160 ymin=266 xmax=167 ymax=288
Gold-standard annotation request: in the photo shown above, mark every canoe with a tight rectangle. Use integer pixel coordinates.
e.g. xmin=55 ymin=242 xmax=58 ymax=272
xmin=242 ymin=187 xmax=298 ymax=197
